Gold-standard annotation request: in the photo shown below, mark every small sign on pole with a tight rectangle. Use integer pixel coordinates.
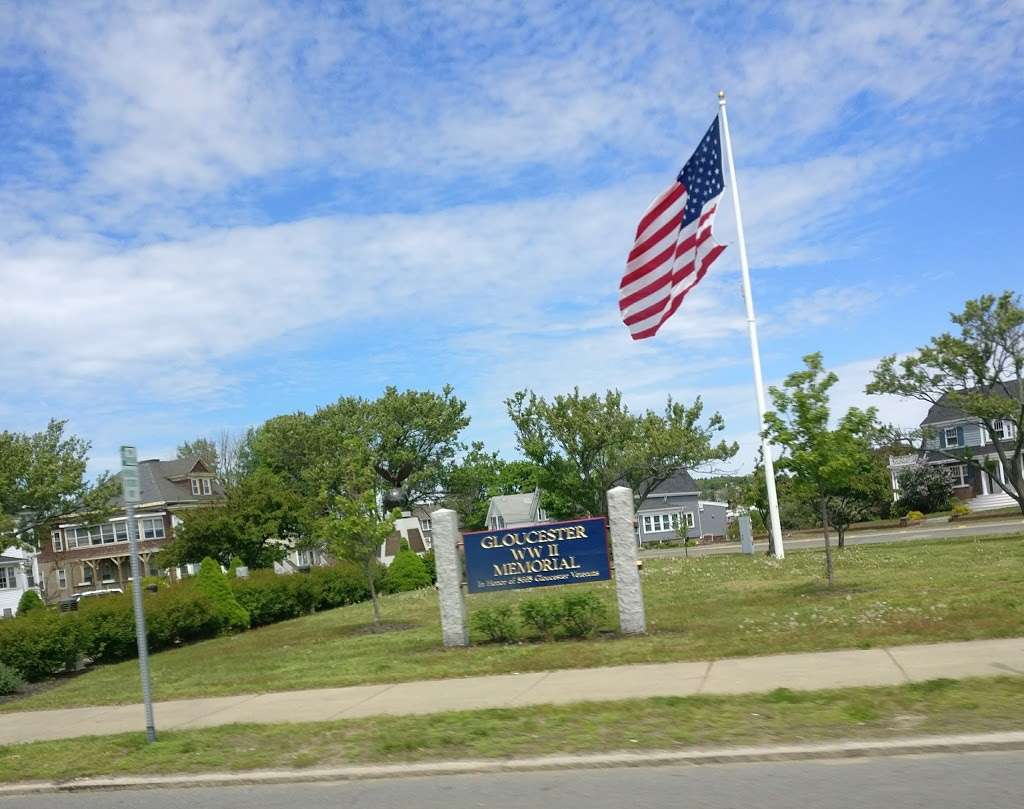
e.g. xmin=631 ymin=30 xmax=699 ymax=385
xmin=120 ymin=445 xmax=156 ymax=743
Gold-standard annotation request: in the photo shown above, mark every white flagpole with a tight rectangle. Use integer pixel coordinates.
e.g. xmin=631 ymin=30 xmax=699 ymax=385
xmin=718 ymin=90 xmax=786 ymax=559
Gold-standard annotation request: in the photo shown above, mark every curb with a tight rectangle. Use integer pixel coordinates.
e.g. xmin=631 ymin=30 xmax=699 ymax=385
xmin=2 ymin=731 xmax=1024 ymax=796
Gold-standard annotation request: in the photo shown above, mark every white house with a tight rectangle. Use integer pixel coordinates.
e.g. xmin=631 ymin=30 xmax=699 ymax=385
xmin=485 ymin=491 xmax=549 ymax=530
xmin=0 ymin=545 xmax=41 ymax=618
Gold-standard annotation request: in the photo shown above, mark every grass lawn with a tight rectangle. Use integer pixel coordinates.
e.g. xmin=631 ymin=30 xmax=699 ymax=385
xmin=3 ymin=533 xmax=1022 ymax=713
xmin=1 ymin=676 xmax=1022 ymax=783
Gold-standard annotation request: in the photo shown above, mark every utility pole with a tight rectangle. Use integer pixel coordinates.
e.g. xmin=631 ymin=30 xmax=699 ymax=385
xmin=120 ymin=446 xmax=156 ymax=743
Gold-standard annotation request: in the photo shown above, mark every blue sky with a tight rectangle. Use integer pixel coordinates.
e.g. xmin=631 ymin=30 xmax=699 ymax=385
xmin=1 ymin=0 xmax=1022 ymax=478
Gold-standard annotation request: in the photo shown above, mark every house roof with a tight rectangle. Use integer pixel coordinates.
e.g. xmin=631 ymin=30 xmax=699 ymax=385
xmin=921 ymin=381 xmax=1021 ymax=426
xmin=488 ymin=492 xmax=540 ymax=524
xmin=406 ymin=528 xmax=426 ymax=554
xmin=0 ymin=554 xmax=21 ymax=565
xmin=114 ymin=456 xmax=225 ymax=507
xmin=646 ymin=469 xmax=699 ymax=496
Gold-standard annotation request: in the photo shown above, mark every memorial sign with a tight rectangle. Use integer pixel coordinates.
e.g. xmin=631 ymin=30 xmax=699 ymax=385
xmin=462 ymin=517 xmax=610 ymax=594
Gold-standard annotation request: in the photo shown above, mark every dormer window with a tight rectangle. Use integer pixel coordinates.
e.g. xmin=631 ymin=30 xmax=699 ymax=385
xmin=191 ymin=478 xmax=201 ymax=495
xmin=993 ymin=420 xmax=1017 ymax=441
xmin=202 ymin=478 xmax=212 ymax=495
xmin=944 ymin=426 xmax=960 ymax=447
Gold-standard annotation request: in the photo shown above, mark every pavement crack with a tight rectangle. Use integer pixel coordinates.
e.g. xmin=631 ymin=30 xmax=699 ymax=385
xmin=697 ymin=660 xmax=714 ymax=694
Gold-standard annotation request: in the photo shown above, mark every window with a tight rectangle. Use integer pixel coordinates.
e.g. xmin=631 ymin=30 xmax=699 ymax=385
xmin=420 ymin=518 xmax=432 ymax=533
xmin=993 ymin=420 xmax=1017 ymax=441
xmin=191 ymin=478 xmax=201 ymax=495
xmin=202 ymin=478 xmax=212 ymax=495
xmin=114 ymin=520 xmax=128 ymax=542
xmin=490 ymin=515 xmax=505 ymax=530
xmin=950 ymin=464 xmax=969 ymax=487
xmin=944 ymin=426 xmax=960 ymax=447
xmin=100 ymin=560 xmax=117 ymax=583
xmin=297 ymin=550 xmax=310 ymax=567
xmin=100 ymin=523 xmax=116 ymax=544
xmin=0 ymin=567 xmax=17 ymax=589
xmin=642 ymin=512 xmax=683 ymax=533
xmin=684 ymin=512 xmax=696 ymax=529
xmin=52 ymin=530 xmax=63 ymax=553
xmin=81 ymin=566 xmax=93 ymax=586
xmin=57 ymin=568 xmax=67 ymax=588
xmin=141 ymin=517 xmax=166 ymax=540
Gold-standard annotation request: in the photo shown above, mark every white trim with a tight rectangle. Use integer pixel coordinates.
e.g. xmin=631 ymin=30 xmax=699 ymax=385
xmin=191 ymin=478 xmax=201 ymax=495
xmin=697 ymin=500 xmax=729 ymax=508
xmin=201 ymin=478 xmax=212 ymax=495
xmin=943 ymin=426 xmax=961 ymax=447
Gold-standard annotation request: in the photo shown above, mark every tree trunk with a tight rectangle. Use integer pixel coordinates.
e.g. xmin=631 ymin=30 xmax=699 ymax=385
xmin=366 ymin=561 xmax=381 ymax=625
xmin=837 ymin=525 xmax=846 ymax=548
xmin=821 ymin=498 xmax=834 ymax=587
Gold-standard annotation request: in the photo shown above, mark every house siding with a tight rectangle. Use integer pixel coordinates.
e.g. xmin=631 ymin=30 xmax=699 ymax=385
xmin=637 ymin=495 xmax=728 ymax=542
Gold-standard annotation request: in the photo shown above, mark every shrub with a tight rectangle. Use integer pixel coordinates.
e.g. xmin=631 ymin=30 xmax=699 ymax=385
xmin=384 ymin=548 xmax=433 ymax=593
xmin=195 ymin=557 xmax=250 ymax=631
xmin=227 ymin=555 xmax=246 ymax=578
xmin=0 ymin=609 xmax=85 ymax=682
xmin=420 ymin=550 xmax=437 ymax=584
xmin=950 ymin=501 xmax=971 ymax=520
xmin=145 ymin=585 xmax=226 ymax=650
xmin=231 ymin=570 xmax=312 ymax=627
xmin=308 ymin=563 xmax=371 ymax=610
xmin=16 ymin=589 xmax=44 ymax=614
xmin=77 ymin=594 xmax=137 ymax=663
xmin=0 ymin=661 xmax=25 ymax=695
xmin=471 ymin=604 xmax=521 ymax=643
xmin=906 ymin=510 xmax=926 ymax=522
xmin=519 ymin=597 xmax=564 ymax=641
xmin=895 ymin=463 xmax=954 ymax=514
xmin=560 ymin=592 xmax=608 ymax=638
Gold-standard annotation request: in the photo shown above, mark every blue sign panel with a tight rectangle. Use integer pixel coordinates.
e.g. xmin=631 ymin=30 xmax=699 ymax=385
xmin=463 ymin=517 xmax=611 ymax=594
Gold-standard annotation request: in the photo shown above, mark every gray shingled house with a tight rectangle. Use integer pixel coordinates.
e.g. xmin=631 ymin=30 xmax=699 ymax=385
xmin=635 ymin=470 xmax=727 ymax=544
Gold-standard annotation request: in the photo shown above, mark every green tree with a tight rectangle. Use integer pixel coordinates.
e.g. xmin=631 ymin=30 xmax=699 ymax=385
xmin=176 ymin=437 xmax=219 ymax=473
xmin=162 ymin=468 xmax=301 ymax=569
xmin=195 ymin=557 xmax=250 ymax=630
xmin=868 ymin=291 xmax=1024 ymax=515
xmin=313 ymin=386 xmax=470 ymax=506
xmin=763 ymin=353 xmax=885 ymax=585
xmin=507 ymin=388 xmax=736 ymax=518
xmin=0 ymin=420 xmax=117 ymax=542
xmin=311 ymin=439 xmax=397 ymax=624
xmin=384 ymin=546 xmax=432 ymax=592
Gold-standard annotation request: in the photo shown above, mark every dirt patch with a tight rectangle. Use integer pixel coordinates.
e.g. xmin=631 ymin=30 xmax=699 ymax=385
xmin=0 ymin=667 xmax=92 ymax=709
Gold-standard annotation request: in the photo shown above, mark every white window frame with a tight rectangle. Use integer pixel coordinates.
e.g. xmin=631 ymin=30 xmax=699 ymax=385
xmin=944 ymin=426 xmax=960 ymax=447
xmin=191 ymin=478 xmax=201 ymax=495
xmin=57 ymin=568 xmax=67 ymax=588
xmin=419 ymin=518 xmax=432 ymax=532
xmin=993 ymin=419 xmax=1017 ymax=441
xmin=0 ymin=567 xmax=17 ymax=589
xmin=951 ymin=464 xmax=969 ymax=487
xmin=52 ymin=530 xmax=63 ymax=553
xmin=684 ymin=512 xmax=696 ymax=529
xmin=141 ymin=517 xmax=166 ymax=540
xmin=201 ymin=478 xmax=212 ymax=495
xmin=81 ymin=565 xmax=93 ymax=586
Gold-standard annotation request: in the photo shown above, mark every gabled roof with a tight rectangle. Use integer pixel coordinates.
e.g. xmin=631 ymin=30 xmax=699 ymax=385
xmin=113 ymin=456 xmax=225 ymax=507
xmin=488 ymin=491 xmax=540 ymax=524
xmin=921 ymin=380 xmax=1021 ymax=426
xmin=646 ymin=469 xmax=699 ymax=496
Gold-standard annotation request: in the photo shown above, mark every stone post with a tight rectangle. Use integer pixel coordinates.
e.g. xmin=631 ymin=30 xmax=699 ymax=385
xmin=739 ymin=513 xmax=754 ymax=555
xmin=431 ymin=508 xmax=468 ymax=647
xmin=606 ymin=485 xmax=646 ymax=634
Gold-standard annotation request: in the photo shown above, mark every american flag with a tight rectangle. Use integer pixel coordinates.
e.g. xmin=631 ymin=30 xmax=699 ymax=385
xmin=619 ymin=116 xmax=726 ymax=340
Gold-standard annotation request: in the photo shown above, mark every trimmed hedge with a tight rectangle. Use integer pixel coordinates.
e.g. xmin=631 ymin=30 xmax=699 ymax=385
xmin=196 ymin=557 xmax=250 ymax=630
xmin=0 ymin=563 xmax=374 ymax=683
xmin=230 ymin=563 xmax=370 ymax=627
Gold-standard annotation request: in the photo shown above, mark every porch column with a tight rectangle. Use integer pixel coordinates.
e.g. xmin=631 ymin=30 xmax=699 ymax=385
xmin=981 ymin=460 xmax=990 ymax=495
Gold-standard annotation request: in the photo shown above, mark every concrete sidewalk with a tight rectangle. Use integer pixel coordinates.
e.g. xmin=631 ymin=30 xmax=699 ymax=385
xmin=3 ymin=636 xmax=1023 ymax=746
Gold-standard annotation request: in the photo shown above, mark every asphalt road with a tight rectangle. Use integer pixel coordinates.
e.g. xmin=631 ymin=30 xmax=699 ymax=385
xmin=9 ymin=751 xmax=1023 ymax=808
xmin=640 ymin=516 xmax=1024 ymax=560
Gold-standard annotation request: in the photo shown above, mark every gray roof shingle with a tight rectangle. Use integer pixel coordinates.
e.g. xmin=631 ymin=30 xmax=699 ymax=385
xmin=921 ymin=380 xmax=1021 ymax=425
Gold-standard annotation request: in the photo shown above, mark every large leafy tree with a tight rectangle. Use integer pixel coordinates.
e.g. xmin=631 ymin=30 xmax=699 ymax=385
xmin=161 ymin=468 xmax=302 ymax=569
xmin=311 ymin=385 xmax=470 ymax=505
xmin=764 ymin=354 xmax=886 ymax=584
xmin=506 ymin=388 xmax=737 ymax=518
xmin=0 ymin=420 xmax=116 ymax=542
xmin=868 ymin=291 xmax=1024 ymax=515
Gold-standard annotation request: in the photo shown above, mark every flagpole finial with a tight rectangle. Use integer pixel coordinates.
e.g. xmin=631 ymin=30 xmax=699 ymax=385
xmin=718 ymin=90 xmax=726 ymax=103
